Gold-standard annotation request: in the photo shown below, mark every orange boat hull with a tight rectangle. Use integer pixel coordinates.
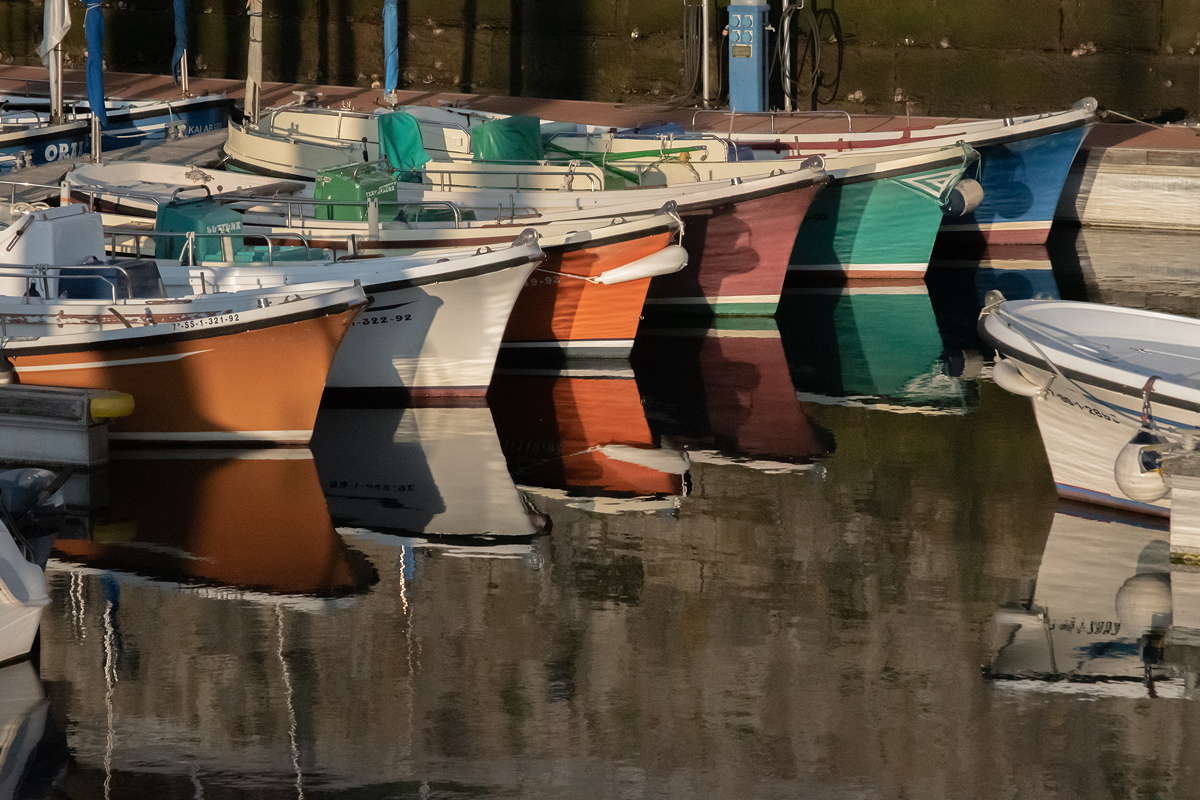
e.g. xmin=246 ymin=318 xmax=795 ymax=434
xmin=9 ymin=307 xmax=358 ymax=442
xmin=501 ymin=231 xmax=673 ymax=357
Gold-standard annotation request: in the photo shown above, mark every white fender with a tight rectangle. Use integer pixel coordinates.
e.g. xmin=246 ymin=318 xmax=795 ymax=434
xmin=992 ymin=357 xmax=1046 ymax=398
xmin=592 ymin=245 xmax=688 ymax=286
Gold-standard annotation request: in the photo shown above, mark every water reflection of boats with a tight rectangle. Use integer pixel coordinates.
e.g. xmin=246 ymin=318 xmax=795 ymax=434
xmin=49 ymin=450 xmax=377 ymax=609
xmin=986 ymin=505 xmax=1184 ymax=697
xmin=926 ymin=243 xmax=1057 ymax=356
xmin=1048 ymin=225 xmax=1200 ymax=312
xmin=490 ymin=371 xmax=689 ymax=513
xmin=312 ymin=406 xmax=548 ymax=539
xmin=0 ymin=660 xmax=63 ymax=799
xmin=632 ymin=318 xmax=834 ymax=471
xmin=778 ymin=283 xmax=977 ymax=414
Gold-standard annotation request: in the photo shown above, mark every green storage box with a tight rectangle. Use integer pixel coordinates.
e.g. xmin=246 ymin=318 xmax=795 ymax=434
xmin=154 ymin=197 xmax=243 ymax=264
xmin=314 ymin=162 xmax=402 ymax=222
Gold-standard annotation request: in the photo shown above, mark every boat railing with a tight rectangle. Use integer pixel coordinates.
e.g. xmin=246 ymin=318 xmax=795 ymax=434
xmin=689 ymin=108 xmax=855 ymax=134
xmin=0 ymin=179 xmax=62 ymax=207
xmin=0 ymin=264 xmax=133 ymax=302
xmin=103 ymin=227 xmax=325 ymax=266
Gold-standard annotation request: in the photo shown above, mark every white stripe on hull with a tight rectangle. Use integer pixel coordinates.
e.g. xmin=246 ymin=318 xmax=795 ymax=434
xmin=500 ymin=339 xmax=632 ymax=351
xmin=940 ymin=220 xmax=1052 ymax=233
xmin=109 ymin=429 xmax=312 ymax=442
xmin=14 ymin=349 xmax=212 ymax=373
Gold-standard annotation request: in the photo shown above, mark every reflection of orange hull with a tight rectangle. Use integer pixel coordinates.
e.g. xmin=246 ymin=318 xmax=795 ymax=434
xmin=492 ymin=374 xmax=681 ymax=496
xmin=53 ymin=452 xmax=373 ymax=596
xmin=9 ymin=307 xmax=358 ymax=442
xmin=502 ymin=231 xmax=673 ymax=356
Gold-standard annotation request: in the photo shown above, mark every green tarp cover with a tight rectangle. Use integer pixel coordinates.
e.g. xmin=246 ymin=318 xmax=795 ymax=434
xmin=471 ymin=115 xmax=544 ymax=161
xmin=378 ymin=111 xmax=432 ymax=172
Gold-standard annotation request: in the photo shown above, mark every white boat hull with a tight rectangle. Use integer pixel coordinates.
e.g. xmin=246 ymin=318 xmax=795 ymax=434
xmin=168 ymin=257 xmax=535 ymax=394
xmin=0 ymin=522 xmax=49 ymax=665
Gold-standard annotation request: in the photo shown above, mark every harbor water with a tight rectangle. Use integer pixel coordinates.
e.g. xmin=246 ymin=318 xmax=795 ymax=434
xmin=7 ymin=227 xmax=1200 ymax=799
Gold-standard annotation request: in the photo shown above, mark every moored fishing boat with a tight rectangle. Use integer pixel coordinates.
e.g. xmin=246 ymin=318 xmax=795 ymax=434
xmin=0 ymin=282 xmax=365 ymax=443
xmin=62 ymin=165 xmax=692 ymax=352
xmin=217 ymin=105 xmax=829 ymax=314
xmin=0 ymin=514 xmax=50 ymax=664
xmin=395 ymin=109 xmax=984 ymax=285
xmin=0 ymin=94 xmax=229 ymax=172
xmin=422 ymin=99 xmax=1095 ymax=246
xmin=3 ymin=202 xmax=543 ymax=396
xmin=980 ymin=298 xmax=1200 ymax=517
xmin=67 ymin=158 xmax=818 ymax=317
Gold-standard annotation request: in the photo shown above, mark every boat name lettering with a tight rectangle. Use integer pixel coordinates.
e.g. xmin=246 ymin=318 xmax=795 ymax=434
xmin=1045 ymin=388 xmax=1121 ymax=424
xmin=44 ymin=141 xmax=82 ymax=162
xmin=355 ymin=313 xmax=413 ymax=326
xmin=172 ymin=313 xmax=241 ymax=330
xmin=206 ymin=221 xmax=242 ymax=235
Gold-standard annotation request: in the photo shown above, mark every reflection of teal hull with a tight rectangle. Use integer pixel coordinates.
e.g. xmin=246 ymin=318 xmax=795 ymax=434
xmin=778 ymin=289 xmax=973 ymax=410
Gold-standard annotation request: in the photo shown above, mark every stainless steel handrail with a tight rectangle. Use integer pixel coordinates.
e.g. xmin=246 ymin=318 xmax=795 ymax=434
xmin=0 ymin=264 xmax=132 ymax=302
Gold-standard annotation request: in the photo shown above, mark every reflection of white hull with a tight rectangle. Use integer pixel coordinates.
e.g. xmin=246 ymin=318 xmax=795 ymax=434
xmin=989 ymin=508 xmax=1181 ymax=696
xmin=0 ymin=660 xmax=49 ymax=797
xmin=312 ymin=407 xmax=540 ymax=537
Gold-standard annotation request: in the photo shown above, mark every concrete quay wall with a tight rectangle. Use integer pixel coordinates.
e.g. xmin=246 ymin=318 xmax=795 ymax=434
xmin=1 ymin=1 xmax=1198 ymax=117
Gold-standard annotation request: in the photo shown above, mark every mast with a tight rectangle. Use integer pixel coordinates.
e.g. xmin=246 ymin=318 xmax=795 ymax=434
xmin=37 ymin=0 xmax=71 ymax=125
xmin=244 ymin=0 xmax=263 ymax=124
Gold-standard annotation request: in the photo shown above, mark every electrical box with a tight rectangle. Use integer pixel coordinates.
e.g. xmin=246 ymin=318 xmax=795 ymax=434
xmin=727 ymin=2 xmax=769 ymax=113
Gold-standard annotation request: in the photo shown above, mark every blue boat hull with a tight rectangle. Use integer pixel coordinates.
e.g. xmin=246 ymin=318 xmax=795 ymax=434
xmin=940 ymin=125 xmax=1090 ymax=245
xmin=0 ymin=99 xmax=229 ymax=172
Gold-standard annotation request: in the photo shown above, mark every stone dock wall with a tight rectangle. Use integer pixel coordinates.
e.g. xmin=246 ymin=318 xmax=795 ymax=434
xmin=0 ymin=0 xmax=1197 ymax=117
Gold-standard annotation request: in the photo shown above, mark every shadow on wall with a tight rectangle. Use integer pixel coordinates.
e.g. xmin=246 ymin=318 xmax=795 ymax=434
xmin=507 ymin=4 xmax=589 ymax=99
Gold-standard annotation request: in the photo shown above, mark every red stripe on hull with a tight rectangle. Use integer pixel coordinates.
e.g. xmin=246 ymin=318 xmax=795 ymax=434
xmin=650 ymin=184 xmax=823 ymax=310
xmin=938 ymin=223 xmax=1053 ymax=246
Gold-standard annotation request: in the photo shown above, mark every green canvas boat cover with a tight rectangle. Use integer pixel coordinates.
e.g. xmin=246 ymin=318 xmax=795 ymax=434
xmin=154 ymin=197 xmax=242 ymax=264
xmin=471 ymin=115 xmax=544 ymax=161
xmin=377 ymin=111 xmax=432 ymax=172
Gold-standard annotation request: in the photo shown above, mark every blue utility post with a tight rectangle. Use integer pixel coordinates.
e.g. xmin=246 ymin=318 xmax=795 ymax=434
xmin=727 ymin=1 xmax=770 ymax=112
